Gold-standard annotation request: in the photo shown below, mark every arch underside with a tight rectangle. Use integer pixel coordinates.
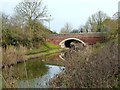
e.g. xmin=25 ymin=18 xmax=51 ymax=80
xmin=59 ymin=38 xmax=86 ymax=48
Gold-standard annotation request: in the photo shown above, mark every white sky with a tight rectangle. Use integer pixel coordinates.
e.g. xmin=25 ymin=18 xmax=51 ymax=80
xmin=0 ymin=0 xmax=119 ymax=33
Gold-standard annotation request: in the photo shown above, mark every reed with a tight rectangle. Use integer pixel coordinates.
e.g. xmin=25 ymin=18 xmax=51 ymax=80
xmin=2 ymin=45 xmax=27 ymax=67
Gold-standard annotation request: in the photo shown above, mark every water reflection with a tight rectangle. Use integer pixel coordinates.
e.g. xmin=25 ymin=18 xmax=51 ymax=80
xmin=13 ymin=59 xmax=49 ymax=80
xmin=2 ymin=52 xmax=65 ymax=88
xmin=59 ymin=52 xmax=65 ymax=60
xmin=59 ymin=50 xmax=68 ymax=60
xmin=18 ymin=65 xmax=64 ymax=88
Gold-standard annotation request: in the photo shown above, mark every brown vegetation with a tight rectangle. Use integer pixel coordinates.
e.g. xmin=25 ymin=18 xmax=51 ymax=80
xmin=2 ymin=46 xmax=27 ymax=67
xmin=50 ymin=40 xmax=118 ymax=88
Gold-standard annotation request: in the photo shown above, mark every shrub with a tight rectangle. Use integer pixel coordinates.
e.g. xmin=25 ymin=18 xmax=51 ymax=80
xmin=50 ymin=41 xmax=118 ymax=88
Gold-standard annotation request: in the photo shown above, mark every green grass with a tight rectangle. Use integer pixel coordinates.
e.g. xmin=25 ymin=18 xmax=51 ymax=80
xmin=26 ymin=42 xmax=61 ymax=59
xmin=27 ymin=42 xmax=60 ymax=55
xmin=27 ymin=49 xmax=61 ymax=59
xmin=44 ymin=42 xmax=60 ymax=49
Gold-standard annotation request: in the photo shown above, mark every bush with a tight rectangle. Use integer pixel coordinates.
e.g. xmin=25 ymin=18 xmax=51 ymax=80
xmin=50 ymin=41 xmax=118 ymax=88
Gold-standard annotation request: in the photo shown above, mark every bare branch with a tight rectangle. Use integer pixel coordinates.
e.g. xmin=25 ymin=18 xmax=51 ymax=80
xmin=14 ymin=0 xmax=48 ymax=25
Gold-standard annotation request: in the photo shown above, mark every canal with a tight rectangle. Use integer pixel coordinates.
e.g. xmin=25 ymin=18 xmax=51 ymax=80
xmin=2 ymin=52 xmax=65 ymax=88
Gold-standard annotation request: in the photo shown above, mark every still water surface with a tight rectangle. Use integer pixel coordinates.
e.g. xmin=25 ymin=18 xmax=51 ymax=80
xmin=3 ymin=52 xmax=65 ymax=88
xmin=18 ymin=65 xmax=64 ymax=88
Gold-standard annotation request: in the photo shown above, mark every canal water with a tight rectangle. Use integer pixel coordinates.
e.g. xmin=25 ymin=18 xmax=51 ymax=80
xmin=18 ymin=65 xmax=64 ymax=88
xmin=2 ymin=52 xmax=65 ymax=88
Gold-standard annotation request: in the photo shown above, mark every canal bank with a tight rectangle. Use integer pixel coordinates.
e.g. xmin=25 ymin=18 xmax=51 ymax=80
xmin=2 ymin=42 xmax=62 ymax=68
xmin=2 ymin=50 xmax=65 ymax=88
xmin=27 ymin=48 xmax=62 ymax=59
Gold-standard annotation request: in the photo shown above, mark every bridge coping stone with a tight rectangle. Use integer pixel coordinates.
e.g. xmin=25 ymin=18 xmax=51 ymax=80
xmin=48 ymin=32 xmax=106 ymax=38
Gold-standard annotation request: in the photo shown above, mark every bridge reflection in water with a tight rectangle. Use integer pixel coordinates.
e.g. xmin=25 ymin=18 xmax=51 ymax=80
xmin=59 ymin=45 xmax=85 ymax=60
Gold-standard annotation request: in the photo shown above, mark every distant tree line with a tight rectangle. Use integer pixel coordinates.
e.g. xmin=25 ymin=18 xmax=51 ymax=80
xmin=60 ymin=11 xmax=118 ymax=40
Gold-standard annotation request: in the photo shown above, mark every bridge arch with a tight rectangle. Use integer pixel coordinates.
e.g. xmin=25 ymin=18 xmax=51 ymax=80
xmin=59 ymin=38 xmax=87 ymax=48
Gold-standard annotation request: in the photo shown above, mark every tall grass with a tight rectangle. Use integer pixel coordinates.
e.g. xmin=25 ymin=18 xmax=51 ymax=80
xmin=2 ymin=45 xmax=27 ymax=67
xmin=2 ymin=45 xmax=28 ymax=88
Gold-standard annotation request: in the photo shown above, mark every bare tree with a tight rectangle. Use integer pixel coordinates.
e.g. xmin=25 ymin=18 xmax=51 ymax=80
xmin=87 ymin=11 xmax=109 ymax=32
xmin=112 ymin=12 xmax=119 ymax=20
xmin=14 ymin=0 xmax=48 ymax=29
xmin=60 ymin=22 xmax=73 ymax=34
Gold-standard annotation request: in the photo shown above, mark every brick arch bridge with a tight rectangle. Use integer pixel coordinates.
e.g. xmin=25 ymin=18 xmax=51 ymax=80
xmin=47 ymin=32 xmax=106 ymax=48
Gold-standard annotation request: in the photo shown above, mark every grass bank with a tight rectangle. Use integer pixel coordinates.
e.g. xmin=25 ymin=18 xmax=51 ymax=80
xmin=2 ymin=42 xmax=61 ymax=67
xmin=27 ymin=48 xmax=61 ymax=59
xmin=27 ymin=42 xmax=61 ymax=59
xmin=27 ymin=42 xmax=60 ymax=55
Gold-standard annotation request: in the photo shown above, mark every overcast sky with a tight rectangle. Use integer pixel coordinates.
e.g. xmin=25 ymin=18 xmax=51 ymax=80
xmin=0 ymin=0 xmax=119 ymax=33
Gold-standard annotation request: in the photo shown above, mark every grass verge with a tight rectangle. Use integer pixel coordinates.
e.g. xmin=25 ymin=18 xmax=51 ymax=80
xmin=27 ymin=48 xmax=62 ymax=59
xmin=27 ymin=42 xmax=60 ymax=55
xmin=26 ymin=42 xmax=61 ymax=59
